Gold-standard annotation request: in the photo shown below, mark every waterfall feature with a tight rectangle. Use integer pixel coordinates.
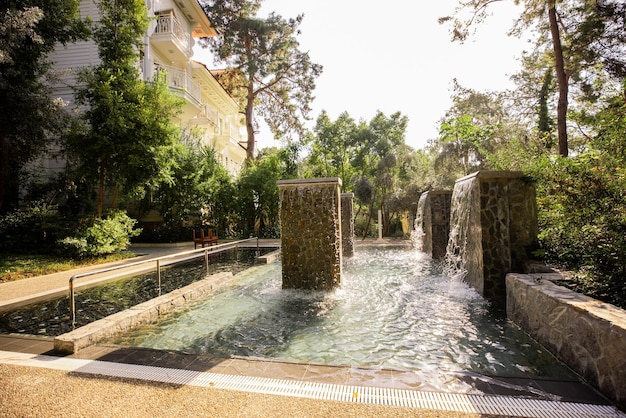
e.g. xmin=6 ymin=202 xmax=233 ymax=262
xmin=341 ymin=193 xmax=355 ymax=257
xmin=277 ymin=178 xmax=343 ymax=290
xmin=414 ymin=190 xmax=452 ymax=259
xmin=445 ymin=171 xmax=537 ymax=299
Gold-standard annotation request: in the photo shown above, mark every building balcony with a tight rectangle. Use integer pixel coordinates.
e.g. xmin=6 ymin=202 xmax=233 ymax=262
xmin=216 ymin=123 xmax=246 ymax=149
xmin=150 ymin=13 xmax=192 ymax=62
xmin=188 ymin=104 xmax=219 ymax=127
xmin=155 ymin=64 xmax=202 ymax=117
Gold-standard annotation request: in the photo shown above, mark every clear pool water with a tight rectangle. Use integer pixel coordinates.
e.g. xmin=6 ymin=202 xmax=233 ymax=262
xmin=113 ymin=246 xmax=576 ymax=382
xmin=0 ymin=248 xmax=274 ymax=336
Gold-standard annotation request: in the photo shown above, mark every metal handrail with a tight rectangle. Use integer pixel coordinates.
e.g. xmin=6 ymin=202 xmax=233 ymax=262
xmin=69 ymin=237 xmax=259 ymax=329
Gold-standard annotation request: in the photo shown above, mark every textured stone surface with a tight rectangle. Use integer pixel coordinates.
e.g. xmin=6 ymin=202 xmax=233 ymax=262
xmin=277 ymin=178 xmax=342 ymax=290
xmin=507 ymin=273 xmax=626 ymax=409
xmin=414 ymin=191 xmax=452 ymax=259
xmin=53 ymin=272 xmax=234 ymax=354
xmin=446 ymin=171 xmax=537 ymax=298
xmin=341 ymin=193 xmax=355 ymax=257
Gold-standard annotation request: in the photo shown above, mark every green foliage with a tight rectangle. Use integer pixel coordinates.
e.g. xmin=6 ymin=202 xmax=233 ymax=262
xmin=202 ymin=4 xmax=322 ymax=158
xmin=59 ymin=210 xmax=141 ymax=257
xmin=534 ymin=151 xmax=626 ymax=308
xmin=537 ymin=69 xmax=555 ymax=141
xmin=0 ymin=0 xmax=89 ymax=211
xmin=436 ymin=114 xmax=495 ymax=176
xmin=132 ymin=129 xmax=238 ymax=239
xmin=133 ymin=224 xmax=195 ymax=244
xmin=69 ymin=0 xmax=182 ymax=216
xmin=305 ymin=111 xmax=358 ymax=186
xmin=0 ymin=201 xmax=69 ymax=253
xmin=144 ymin=132 xmax=230 ymax=226
xmin=354 ymin=212 xmax=377 ymax=238
xmin=304 ymin=110 xmax=418 ymax=238
xmin=234 ymin=148 xmax=296 ymax=238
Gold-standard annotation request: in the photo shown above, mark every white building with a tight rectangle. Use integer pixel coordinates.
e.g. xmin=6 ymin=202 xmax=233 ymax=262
xmin=48 ymin=0 xmax=247 ymax=177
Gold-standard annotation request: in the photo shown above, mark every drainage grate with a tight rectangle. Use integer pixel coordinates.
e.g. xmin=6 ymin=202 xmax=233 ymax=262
xmin=0 ymin=351 xmax=623 ymax=418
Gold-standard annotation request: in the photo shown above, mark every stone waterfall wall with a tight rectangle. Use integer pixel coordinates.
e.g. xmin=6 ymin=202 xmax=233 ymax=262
xmin=277 ymin=178 xmax=342 ymax=290
xmin=341 ymin=193 xmax=354 ymax=257
xmin=446 ymin=171 xmax=537 ymax=299
xmin=507 ymin=272 xmax=626 ymax=409
xmin=414 ymin=191 xmax=452 ymax=259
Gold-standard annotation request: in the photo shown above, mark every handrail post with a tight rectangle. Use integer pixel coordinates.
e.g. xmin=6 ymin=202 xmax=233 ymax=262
xmin=156 ymin=259 xmax=161 ymax=296
xmin=65 ymin=237 xmax=268 ymax=329
xmin=256 ymin=237 xmax=260 ymax=257
xmin=69 ymin=275 xmax=76 ymax=329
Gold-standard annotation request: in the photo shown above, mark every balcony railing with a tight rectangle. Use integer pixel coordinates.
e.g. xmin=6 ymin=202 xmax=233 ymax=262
xmin=200 ymin=105 xmax=219 ymax=127
xmin=155 ymin=64 xmax=202 ymax=105
xmin=224 ymin=121 xmax=244 ymax=146
xmin=154 ymin=13 xmax=191 ymax=55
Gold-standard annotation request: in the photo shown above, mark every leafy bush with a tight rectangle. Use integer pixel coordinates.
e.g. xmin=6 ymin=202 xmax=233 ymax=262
xmin=354 ymin=213 xmax=377 ymax=238
xmin=133 ymin=224 xmax=196 ymax=243
xmin=535 ymin=151 xmax=626 ymax=309
xmin=234 ymin=149 xmax=285 ymax=238
xmin=59 ymin=210 xmax=141 ymax=257
xmin=0 ymin=202 xmax=70 ymax=254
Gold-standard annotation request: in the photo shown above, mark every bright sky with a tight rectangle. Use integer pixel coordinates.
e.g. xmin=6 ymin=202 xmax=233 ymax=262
xmin=194 ymin=1 xmax=533 ymax=151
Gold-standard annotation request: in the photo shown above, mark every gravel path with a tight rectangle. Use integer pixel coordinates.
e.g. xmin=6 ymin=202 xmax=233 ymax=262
xmin=0 ymin=364 xmax=481 ymax=418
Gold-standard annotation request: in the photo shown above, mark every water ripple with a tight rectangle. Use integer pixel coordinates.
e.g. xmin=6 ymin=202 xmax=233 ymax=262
xmin=114 ymin=247 xmax=576 ymax=381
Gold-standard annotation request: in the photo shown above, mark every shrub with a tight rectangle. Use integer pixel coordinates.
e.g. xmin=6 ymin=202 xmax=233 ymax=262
xmin=59 ymin=210 xmax=141 ymax=257
xmin=0 ymin=202 xmax=70 ymax=254
xmin=133 ymin=223 xmax=195 ymax=243
xmin=535 ymin=151 xmax=626 ymax=309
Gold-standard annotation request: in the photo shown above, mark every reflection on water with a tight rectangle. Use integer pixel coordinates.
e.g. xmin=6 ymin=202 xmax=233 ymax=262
xmin=0 ymin=248 xmax=272 ymax=336
xmin=114 ymin=247 xmax=576 ymax=382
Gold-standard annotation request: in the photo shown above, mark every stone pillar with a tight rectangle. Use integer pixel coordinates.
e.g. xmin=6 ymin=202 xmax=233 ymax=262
xmin=277 ymin=178 xmax=342 ymax=290
xmin=445 ymin=171 xmax=537 ymax=299
xmin=414 ymin=190 xmax=452 ymax=259
xmin=341 ymin=193 xmax=354 ymax=257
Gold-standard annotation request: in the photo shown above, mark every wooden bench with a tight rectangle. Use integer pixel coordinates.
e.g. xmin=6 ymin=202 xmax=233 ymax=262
xmin=193 ymin=228 xmax=218 ymax=248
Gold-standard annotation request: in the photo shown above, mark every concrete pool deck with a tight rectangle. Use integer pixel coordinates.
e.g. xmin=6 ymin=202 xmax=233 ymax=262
xmin=1 ymin=240 xmax=624 ymax=417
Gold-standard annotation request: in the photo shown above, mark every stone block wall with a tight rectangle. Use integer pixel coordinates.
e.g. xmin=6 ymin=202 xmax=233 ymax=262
xmin=446 ymin=171 xmax=537 ymax=299
xmin=507 ymin=273 xmax=626 ymax=409
xmin=341 ymin=193 xmax=354 ymax=257
xmin=414 ymin=190 xmax=452 ymax=259
xmin=54 ymin=272 xmax=234 ymax=354
xmin=277 ymin=178 xmax=342 ymax=290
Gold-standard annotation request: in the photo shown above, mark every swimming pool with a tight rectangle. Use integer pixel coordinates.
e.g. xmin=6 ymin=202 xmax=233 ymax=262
xmin=112 ymin=246 xmax=577 ymax=385
xmin=0 ymin=248 xmax=275 ymax=336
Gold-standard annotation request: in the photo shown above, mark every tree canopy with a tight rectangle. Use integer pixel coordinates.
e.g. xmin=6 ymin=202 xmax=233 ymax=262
xmin=440 ymin=0 xmax=626 ymax=158
xmin=69 ymin=0 xmax=182 ymax=217
xmin=0 ymin=0 xmax=88 ymax=211
xmin=201 ymin=2 xmax=322 ymax=159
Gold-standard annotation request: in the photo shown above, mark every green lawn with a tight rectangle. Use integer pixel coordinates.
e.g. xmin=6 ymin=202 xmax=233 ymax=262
xmin=0 ymin=252 xmax=136 ymax=283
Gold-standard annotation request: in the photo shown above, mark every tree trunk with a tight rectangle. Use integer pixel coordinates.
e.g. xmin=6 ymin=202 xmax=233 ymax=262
xmin=548 ymin=3 xmax=569 ymax=157
xmin=97 ymin=162 xmax=106 ymax=217
xmin=244 ymin=33 xmax=256 ymax=161
xmin=0 ymin=134 xmax=6 ymax=212
xmin=380 ymin=194 xmax=388 ymax=237
xmin=110 ymin=184 xmax=120 ymax=210
xmin=361 ymin=209 xmax=373 ymax=241
xmin=245 ymin=84 xmax=256 ymax=160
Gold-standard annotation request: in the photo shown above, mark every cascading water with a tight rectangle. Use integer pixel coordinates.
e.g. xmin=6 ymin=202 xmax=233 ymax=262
xmin=413 ymin=191 xmax=453 ymax=260
xmin=443 ymin=171 xmax=537 ymax=298
xmin=411 ymin=193 xmax=428 ymax=253
xmin=443 ymin=176 xmax=481 ymax=284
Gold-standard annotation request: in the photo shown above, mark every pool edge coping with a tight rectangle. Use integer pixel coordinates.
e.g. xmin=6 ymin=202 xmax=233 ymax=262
xmin=53 ymin=271 xmax=235 ymax=354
